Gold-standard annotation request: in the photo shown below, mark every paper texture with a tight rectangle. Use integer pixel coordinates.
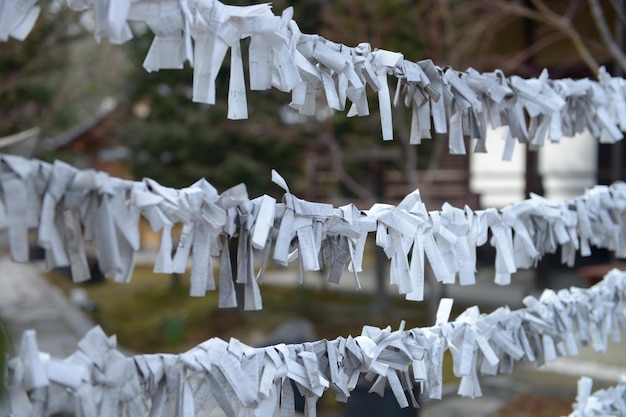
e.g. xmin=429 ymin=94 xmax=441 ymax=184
xmin=6 ymin=1 xmax=626 ymax=153
xmin=2 ymin=153 xmax=626 ymax=306
xmin=6 ymin=270 xmax=626 ymax=416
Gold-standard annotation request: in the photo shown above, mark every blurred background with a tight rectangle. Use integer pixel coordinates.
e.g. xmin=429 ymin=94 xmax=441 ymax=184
xmin=2 ymin=1 xmax=626 ymax=416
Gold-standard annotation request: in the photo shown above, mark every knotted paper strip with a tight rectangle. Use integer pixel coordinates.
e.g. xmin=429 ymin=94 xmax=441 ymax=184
xmin=567 ymin=376 xmax=626 ymax=417
xmin=4 ymin=269 xmax=626 ymax=416
xmin=2 ymin=154 xmax=626 ymax=309
xmin=5 ymin=1 xmax=626 ymax=153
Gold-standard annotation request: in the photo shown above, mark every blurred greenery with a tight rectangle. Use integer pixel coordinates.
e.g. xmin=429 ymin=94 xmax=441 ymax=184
xmin=4 ymin=0 xmax=586 ymax=203
xmin=1 ymin=4 xmax=614 ymax=415
xmin=44 ymin=266 xmax=429 ymax=353
xmin=0 ymin=3 xmax=128 ymax=140
xmin=2 ymin=0 xmax=613 ymax=200
xmin=108 ymin=0 xmax=437 ymax=199
xmin=118 ymin=47 xmax=309 ymax=196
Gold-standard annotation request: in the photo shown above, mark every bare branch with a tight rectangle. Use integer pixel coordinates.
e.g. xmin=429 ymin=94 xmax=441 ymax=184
xmin=530 ymin=0 xmax=561 ymax=21
xmin=483 ymin=0 xmax=551 ymax=24
xmin=501 ymin=32 xmax=568 ymax=72
xmin=318 ymin=121 xmax=377 ymax=203
xmin=437 ymin=0 xmax=460 ymax=67
xmin=486 ymin=0 xmax=600 ymax=73
xmin=392 ymin=100 xmax=418 ymax=191
xmin=422 ymin=135 xmax=444 ymax=185
xmin=565 ymin=0 xmax=583 ymax=21
xmin=456 ymin=12 xmax=518 ymax=68
xmin=588 ymin=0 xmax=626 ymax=73
xmin=608 ymin=0 xmax=626 ymax=26
xmin=533 ymin=0 xmax=601 ymax=73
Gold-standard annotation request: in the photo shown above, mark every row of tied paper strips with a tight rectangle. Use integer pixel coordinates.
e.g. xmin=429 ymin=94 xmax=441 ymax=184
xmin=3 ymin=269 xmax=626 ymax=417
xmin=3 ymin=1 xmax=626 ymax=156
xmin=569 ymin=376 xmax=626 ymax=417
xmin=2 ymin=153 xmax=626 ymax=310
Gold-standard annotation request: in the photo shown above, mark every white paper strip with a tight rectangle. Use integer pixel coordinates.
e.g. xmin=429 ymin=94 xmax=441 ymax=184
xmin=6 ymin=270 xmax=626 ymax=416
xmin=3 ymin=153 xmax=626 ymax=307
xmin=6 ymin=1 xmax=626 ymax=154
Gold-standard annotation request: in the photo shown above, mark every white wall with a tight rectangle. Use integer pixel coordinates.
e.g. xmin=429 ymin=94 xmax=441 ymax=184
xmin=539 ymin=131 xmax=598 ymax=202
xmin=470 ymin=126 xmax=526 ymax=208
xmin=470 ymin=127 xmax=597 ymax=208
